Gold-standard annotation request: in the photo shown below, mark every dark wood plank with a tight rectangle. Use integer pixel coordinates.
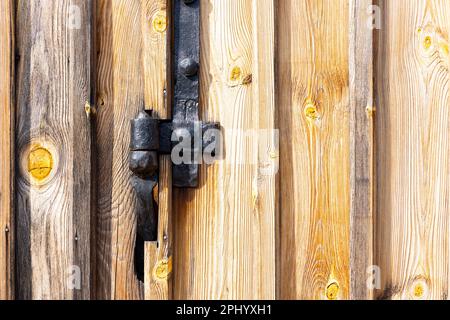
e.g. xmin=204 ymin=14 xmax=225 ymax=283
xmin=95 ymin=0 xmax=145 ymax=299
xmin=0 ymin=0 xmax=14 ymax=300
xmin=15 ymin=0 xmax=93 ymax=299
xmin=349 ymin=0 xmax=375 ymax=300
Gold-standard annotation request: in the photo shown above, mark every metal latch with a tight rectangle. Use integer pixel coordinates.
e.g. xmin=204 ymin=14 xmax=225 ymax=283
xmin=130 ymin=0 xmax=221 ymax=281
xmin=129 ymin=111 xmax=220 ymax=188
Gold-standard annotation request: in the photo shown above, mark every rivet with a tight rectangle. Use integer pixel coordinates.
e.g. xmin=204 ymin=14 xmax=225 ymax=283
xmin=5 ymin=226 xmax=9 ymax=233
xmin=154 ymin=257 xmax=172 ymax=281
xmin=152 ymin=12 xmax=167 ymax=33
xmin=326 ymin=282 xmax=339 ymax=300
xmin=28 ymin=146 xmax=53 ymax=181
xmin=179 ymin=58 xmax=198 ymax=77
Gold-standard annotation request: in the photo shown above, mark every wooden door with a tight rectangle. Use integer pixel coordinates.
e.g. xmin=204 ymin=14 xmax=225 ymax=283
xmin=1 ymin=0 xmax=449 ymax=300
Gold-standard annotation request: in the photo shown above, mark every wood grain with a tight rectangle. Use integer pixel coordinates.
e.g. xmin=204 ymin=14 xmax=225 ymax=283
xmin=278 ymin=0 xmax=350 ymax=300
xmin=252 ymin=0 xmax=278 ymax=299
xmin=375 ymin=0 xmax=450 ymax=300
xmin=349 ymin=0 xmax=375 ymax=300
xmin=144 ymin=158 xmax=172 ymax=299
xmin=173 ymin=0 xmax=277 ymax=299
xmin=0 ymin=0 xmax=14 ymax=300
xmin=95 ymin=0 xmax=145 ymax=300
xmin=141 ymin=0 xmax=172 ymax=300
xmin=15 ymin=0 xmax=93 ymax=299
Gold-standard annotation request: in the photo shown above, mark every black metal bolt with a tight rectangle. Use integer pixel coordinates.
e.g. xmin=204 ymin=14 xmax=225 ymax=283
xmin=179 ymin=57 xmax=198 ymax=77
xmin=129 ymin=151 xmax=159 ymax=176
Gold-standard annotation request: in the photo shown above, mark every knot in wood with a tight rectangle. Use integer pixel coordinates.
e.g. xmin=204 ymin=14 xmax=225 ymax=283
xmin=28 ymin=146 xmax=53 ymax=181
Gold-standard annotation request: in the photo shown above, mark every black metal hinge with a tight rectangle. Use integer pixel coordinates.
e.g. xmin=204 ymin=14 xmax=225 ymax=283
xmin=129 ymin=0 xmax=221 ymax=280
xmin=130 ymin=0 xmax=220 ymax=189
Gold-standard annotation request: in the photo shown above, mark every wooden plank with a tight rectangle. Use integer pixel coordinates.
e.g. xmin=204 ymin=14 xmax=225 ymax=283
xmin=142 ymin=0 xmax=173 ymax=301
xmin=374 ymin=0 xmax=450 ymax=300
xmin=173 ymin=0 xmax=277 ymax=299
xmin=95 ymin=0 xmax=145 ymax=300
xmin=0 ymin=0 xmax=14 ymax=300
xmin=349 ymin=0 xmax=375 ymax=300
xmin=144 ymin=159 xmax=172 ymax=300
xmin=278 ymin=0 xmax=350 ymax=300
xmin=252 ymin=0 xmax=278 ymax=299
xmin=15 ymin=0 xmax=93 ymax=299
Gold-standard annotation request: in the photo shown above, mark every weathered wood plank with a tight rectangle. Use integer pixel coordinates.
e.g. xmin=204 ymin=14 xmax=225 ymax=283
xmin=349 ymin=0 xmax=375 ymax=300
xmin=95 ymin=0 xmax=144 ymax=300
xmin=142 ymin=0 xmax=173 ymax=301
xmin=0 ymin=0 xmax=14 ymax=300
xmin=375 ymin=0 xmax=450 ymax=300
xmin=15 ymin=0 xmax=93 ymax=299
xmin=278 ymin=0 xmax=350 ymax=300
xmin=173 ymin=0 xmax=277 ymax=299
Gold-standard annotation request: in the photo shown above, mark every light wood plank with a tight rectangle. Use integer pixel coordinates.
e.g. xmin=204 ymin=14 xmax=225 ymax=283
xmin=173 ymin=0 xmax=277 ymax=300
xmin=144 ymin=159 xmax=172 ymax=300
xmin=141 ymin=0 xmax=173 ymax=301
xmin=375 ymin=0 xmax=450 ymax=300
xmin=0 ymin=0 xmax=14 ymax=300
xmin=95 ymin=0 xmax=145 ymax=300
xmin=252 ymin=0 xmax=278 ymax=299
xmin=349 ymin=0 xmax=375 ymax=300
xmin=15 ymin=0 xmax=93 ymax=299
xmin=278 ymin=0 xmax=351 ymax=300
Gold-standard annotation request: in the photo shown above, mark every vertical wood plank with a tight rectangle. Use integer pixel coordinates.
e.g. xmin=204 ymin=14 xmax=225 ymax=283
xmin=142 ymin=0 xmax=172 ymax=300
xmin=278 ymin=0 xmax=351 ymax=300
xmin=95 ymin=0 xmax=144 ymax=300
xmin=252 ymin=0 xmax=278 ymax=299
xmin=144 ymin=159 xmax=172 ymax=299
xmin=15 ymin=0 xmax=93 ymax=299
xmin=349 ymin=0 xmax=375 ymax=300
xmin=375 ymin=0 xmax=450 ymax=300
xmin=0 ymin=0 xmax=14 ymax=300
xmin=173 ymin=0 xmax=277 ymax=299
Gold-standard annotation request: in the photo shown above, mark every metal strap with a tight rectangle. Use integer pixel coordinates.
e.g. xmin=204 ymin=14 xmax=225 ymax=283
xmin=172 ymin=0 xmax=201 ymax=187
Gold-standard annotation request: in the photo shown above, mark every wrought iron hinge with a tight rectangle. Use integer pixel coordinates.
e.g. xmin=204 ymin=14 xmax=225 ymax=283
xmin=129 ymin=0 xmax=221 ymax=280
xmin=130 ymin=0 xmax=220 ymax=188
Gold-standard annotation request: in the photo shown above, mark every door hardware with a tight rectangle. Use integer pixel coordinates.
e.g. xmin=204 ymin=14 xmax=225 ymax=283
xmin=130 ymin=0 xmax=221 ymax=281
